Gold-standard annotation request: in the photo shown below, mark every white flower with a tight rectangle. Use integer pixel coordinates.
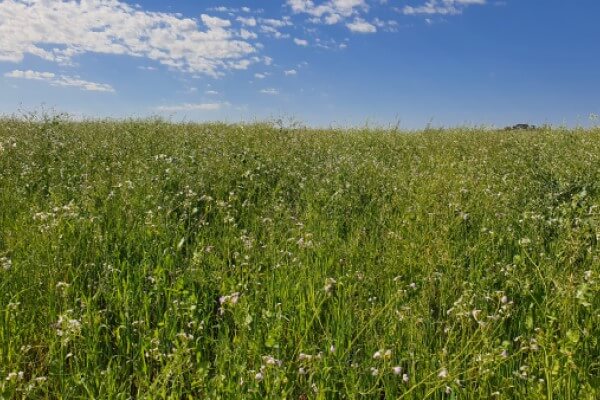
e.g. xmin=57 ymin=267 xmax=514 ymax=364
xmin=438 ymin=368 xmax=448 ymax=379
xmin=262 ymin=355 xmax=282 ymax=367
xmin=392 ymin=366 xmax=403 ymax=375
xmin=519 ymin=237 xmax=531 ymax=246
xmin=55 ymin=313 xmax=82 ymax=337
xmin=312 ymin=383 xmax=318 ymax=394
xmin=176 ymin=332 xmax=194 ymax=342
xmin=329 ymin=345 xmax=336 ymax=353
xmin=370 ymin=367 xmax=379 ymax=376
xmin=373 ymin=349 xmax=391 ymax=360
xmin=324 ymin=277 xmax=337 ymax=294
xmin=298 ymin=353 xmax=314 ymax=361
xmin=0 ymin=257 xmax=11 ymax=271
xmin=68 ymin=319 xmax=81 ymax=332
xmin=219 ymin=292 xmax=240 ymax=306
xmin=218 ymin=292 xmax=241 ymax=314
xmin=5 ymin=371 xmax=23 ymax=381
xmin=298 ymin=367 xmax=307 ymax=375
xmin=530 ymin=343 xmax=539 ymax=351
xmin=402 ymin=373 xmax=410 ymax=383
xmin=255 ymin=372 xmax=264 ymax=382
xmin=1 ymin=257 xmax=12 ymax=271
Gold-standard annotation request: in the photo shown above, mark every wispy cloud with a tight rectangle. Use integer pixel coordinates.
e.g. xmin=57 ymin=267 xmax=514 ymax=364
xmin=4 ymin=69 xmax=115 ymax=92
xmin=294 ymin=38 xmax=309 ymax=46
xmin=260 ymin=25 xmax=290 ymax=39
xmin=346 ymin=18 xmax=377 ymax=33
xmin=155 ymin=102 xmax=230 ymax=112
xmin=401 ymin=0 xmax=486 ymax=16
xmin=287 ymin=0 xmax=368 ymax=19
xmin=260 ymin=88 xmax=279 ymax=95
xmin=208 ymin=6 xmax=253 ymax=14
xmin=237 ymin=16 xmax=257 ymax=26
xmin=287 ymin=0 xmax=369 ymax=29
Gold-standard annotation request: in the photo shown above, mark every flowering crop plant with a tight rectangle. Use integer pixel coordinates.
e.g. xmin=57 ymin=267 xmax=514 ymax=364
xmin=0 ymin=116 xmax=598 ymax=398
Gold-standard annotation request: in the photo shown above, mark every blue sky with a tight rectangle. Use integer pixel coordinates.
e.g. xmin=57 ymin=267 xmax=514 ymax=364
xmin=1 ymin=0 xmax=599 ymax=128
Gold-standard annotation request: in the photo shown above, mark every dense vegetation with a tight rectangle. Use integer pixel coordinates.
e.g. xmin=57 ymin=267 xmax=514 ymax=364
xmin=0 ymin=118 xmax=599 ymax=399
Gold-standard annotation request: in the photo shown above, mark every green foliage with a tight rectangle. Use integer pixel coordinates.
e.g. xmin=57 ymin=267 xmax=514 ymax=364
xmin=0 ymin=118 xmax=599 ymax=399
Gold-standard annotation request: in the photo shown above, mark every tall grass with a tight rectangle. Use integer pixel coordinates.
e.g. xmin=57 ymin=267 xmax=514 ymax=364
xmin=0 ymin=117 xmax=598 ymax=399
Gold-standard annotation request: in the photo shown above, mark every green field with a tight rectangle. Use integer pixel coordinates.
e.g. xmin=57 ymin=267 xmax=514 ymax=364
xmin=0 ymin=118 xmax=598 ymax=399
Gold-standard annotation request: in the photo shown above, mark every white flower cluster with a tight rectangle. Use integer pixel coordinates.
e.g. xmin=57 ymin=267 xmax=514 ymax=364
xmin=219 ymin=292 xmax=240 ymax=315
xmin=54 ymin=311 xmax=82 ymax=340
xmin=0 ymin=256 xmax=11 ymax=271
xmin=324 ymin=277 xmax=337 ymax=294
xmin=254 ymin=355 xmax=283 ymax=382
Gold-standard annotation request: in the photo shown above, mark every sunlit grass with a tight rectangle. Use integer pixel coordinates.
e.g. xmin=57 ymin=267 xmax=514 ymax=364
xmin=0 ymin=117 xmax=598 ymax=399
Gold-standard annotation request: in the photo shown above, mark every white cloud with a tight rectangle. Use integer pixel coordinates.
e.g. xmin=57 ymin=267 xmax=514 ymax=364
xmin=373 ymin=18 xmax=399 ymax=31
xmin=284 ymin=69 xmax=297 ymax=76
xmin=156 ymin=102 xmax=229 ymax=112
xmin=237 ymin=16 xmax=257 ymax=26
xmin=209 ymin=6 xmax=254 ymax=14
xmin=5 ymin=70 xmax=54 ymax=80
xmin=209 ymin=6 xmax=237 ymax=13
xmin=240 ymin=29 xmax=258 ymax=40
xmin=324 ymin=13 xmax=343 ymax=24
xmin=288 ymin=0 xmax=368 ymax=18
xmin=254 ymin=73 xmax=268 ymax=79
xmin=260 ymin=88 xmax=279 ymax=95
xmin=346 ymin=18 xmax=377 ymax=33
xmin=260 ymin=17 xmax=293 ymax=28
xmin=401 ymin=0 xmax=486 ymax=15
xmin=287 ymin=0 xmax=369 ymax=29
xmin=229 ymin=59 xmax=251 ymax=70
xmin=205 ymin=90 xmax=219 ymax=95
xmin=294 ymin=38 xmax=309 ymax=46
xmin=4 ymin=69 xmax=115 ymax=92
xmin=260 ymin=25 xmax=290 ymax=39
xmin=0 ymin=0 xmax=258 ymax=77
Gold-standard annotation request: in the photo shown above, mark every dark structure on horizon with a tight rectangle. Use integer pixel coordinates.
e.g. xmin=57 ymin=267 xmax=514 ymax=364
xmin=504 ymin=123 xmax=538 ymax=131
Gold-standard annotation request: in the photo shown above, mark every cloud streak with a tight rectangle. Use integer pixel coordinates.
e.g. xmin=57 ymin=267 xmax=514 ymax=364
xmin=260 ymin=88 xmax=280 ymax=95
xmin=155 ymin=102 xmax=230 ymax=112
xmin=4 ymin=69 xmax=115 ymax=92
